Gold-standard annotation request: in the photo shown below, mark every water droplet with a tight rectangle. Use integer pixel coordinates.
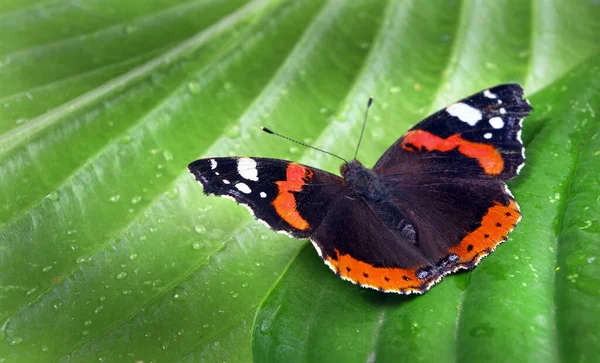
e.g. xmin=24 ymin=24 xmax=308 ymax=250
xmin=192 ymin=242 xmax=203 ymax=250
xmin=231 ymin=292 xmax=239 ymax=298
xmin=99 ymin=296 xmax=106 ymax=302
xmin=120 ymin=135 xmax=133 ymax=144
xmin=187 ymin=81 xmax=202 ymax=94
xmin=226 ymin=124 xmax=241 ymax=138
xmin=109 ymin=195 xmax=121 ymax=202
xmin=83 ymin=320 xmax=92 ymax=326
xmin=9 ymin=336 xmax=24 ymax=346
xmin=116 ymin=272 xmax=128 ymax=280
xmin=76 ymin=256 xmax=87 ymax=264
xmin=42 ymin=265 xmax=53 ymax=273
xmin=125 ymin=25 xmax=137 ymax=34
xmin=371 ymin=127 xmax=384 ymax=141
xmin=194 ymin=225 xmax=206 ymax=234
xmin=47 ymin=191 xmax=59 ymax=201
xmin=163 ymin=150 xmax=173 ymax=161
xmin=25 ymin=287 xmax=37 ymax=296
xmin=131 ymin=196 xmax=142 ymax=204
xmin=288 ymin=146 xmax=299 ymax=154
xmin=203 ymin=324 xmax=209 ymax=328
xmin=81 ymin=330 xmax=90 ymax=336
xmin=129 ymin=253 xmax=138 ymax=260
xmin=390 ymin=86 xmax=401 ymax=94
xmin=166 ymin=187 xmax=179 ymax=199
xmin=41 ymin=346 xmax=49 ymax=352
xmin=241 ymin=283 xmax=248 ymax=288
xmin=122 ymin=289 xmax=133 ymax=295
xmin=94 ymin=306 xmax=104 ymax=314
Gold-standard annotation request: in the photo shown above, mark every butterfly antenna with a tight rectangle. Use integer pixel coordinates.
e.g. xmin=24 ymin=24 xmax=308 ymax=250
xmin=353 ymin=96 xmax=374 ymax=160
xmin=261 ymin=127 xmax=347 ymax=163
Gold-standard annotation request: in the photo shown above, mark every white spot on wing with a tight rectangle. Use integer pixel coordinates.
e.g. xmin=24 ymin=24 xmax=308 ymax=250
xmin=484 ymin=132 xmax=493 ymax=139
xmin=446 ymin=102 xmax=482 ymax=126
xmin=260 ymin=192 xmax=267 ymax=198
xmin=499 ymin=108 xmax=507 ymax=114
xmin=223 ymin=179 xmax=231 ymax=185
xmin=489 ymin=117 xmax=504 ymax=129
xmin=210 ymin=159 xmax=217 ymax=170
xmin=483 ymin=89 xmax=497 ymax=99
xmin=237 ymin=158 xmax=258 ymax=181
xmin=235 ymin=182 xmax=252 ymax=194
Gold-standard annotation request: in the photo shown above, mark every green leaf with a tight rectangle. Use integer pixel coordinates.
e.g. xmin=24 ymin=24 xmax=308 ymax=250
xmin=0 ymin=0 xmax=598 ymax=362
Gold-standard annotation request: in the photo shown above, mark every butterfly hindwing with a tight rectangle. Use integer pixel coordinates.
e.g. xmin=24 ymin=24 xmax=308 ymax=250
xmin=188 ymin=157 xmax=344 ymax=238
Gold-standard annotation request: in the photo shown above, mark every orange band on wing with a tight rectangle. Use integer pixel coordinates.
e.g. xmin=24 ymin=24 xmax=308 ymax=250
xmin=326 ymin=249 xmax=424 ymax=294
xmin=402 ymin=130 xmax=504 ymax=175
xmin=272 ymin=163 xmax=312 ymax=230
xmin=450 ymin=199 xmax=521 ymax=264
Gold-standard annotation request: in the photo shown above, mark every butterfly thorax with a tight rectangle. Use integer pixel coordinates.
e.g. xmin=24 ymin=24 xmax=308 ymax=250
xmin=341 ymin=160 xmax=386 ymax=202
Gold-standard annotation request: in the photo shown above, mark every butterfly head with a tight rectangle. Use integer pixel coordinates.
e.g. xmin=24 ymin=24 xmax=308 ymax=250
xmin=341 ymin=160 xmax=385 ymax=201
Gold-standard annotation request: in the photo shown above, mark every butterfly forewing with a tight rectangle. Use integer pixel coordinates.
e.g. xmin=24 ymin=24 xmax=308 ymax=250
xmin=375 ymin=84 xmax=531 ymax=180
xmin=188 ymin=157 xmax=344 ymax=238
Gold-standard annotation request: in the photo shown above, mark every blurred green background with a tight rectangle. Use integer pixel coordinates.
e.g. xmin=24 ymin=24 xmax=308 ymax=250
xmin=0 ymin=0 xmax=599 ymax=362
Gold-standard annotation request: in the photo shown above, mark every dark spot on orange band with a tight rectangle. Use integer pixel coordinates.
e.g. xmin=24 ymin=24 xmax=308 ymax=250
xmin=449 ymin=199 xmax=521 ymax=265
xmin=272 ymin=163 xmax=312 ymax=230
xmin=326 ymin=249 xmax=425 ymax=293
xmin=401 ymin=130 xmax=504 ymax=175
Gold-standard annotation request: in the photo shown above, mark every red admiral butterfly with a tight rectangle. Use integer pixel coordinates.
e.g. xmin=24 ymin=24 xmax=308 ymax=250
xmin=189 ymin=84 xmax=532 ymax=294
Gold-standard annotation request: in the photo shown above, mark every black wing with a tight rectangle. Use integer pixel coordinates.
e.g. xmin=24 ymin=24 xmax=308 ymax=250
xmin=188 ymin=157 xmax=344 ymax=238
xmin=361 ymin=85 xmax=530 ymax=288
xmin=375 ymin=84 xmax=531 ymax=180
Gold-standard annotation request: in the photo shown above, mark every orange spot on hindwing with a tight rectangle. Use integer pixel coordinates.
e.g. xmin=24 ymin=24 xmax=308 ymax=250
xmin=402 ymin=130 xmax=504 ymax=175
xmin=450 ymin=199 xmax=521 ymax=264
xmin=272 ymin=163 xmax=312 ymax=230
xmin=326 ymin=250 xmax=425 ymax=294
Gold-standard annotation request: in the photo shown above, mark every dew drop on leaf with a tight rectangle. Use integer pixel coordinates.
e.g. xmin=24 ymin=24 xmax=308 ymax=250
xmin=187 ymin=81 xmax=202 ymax=94
xmin=9 ymin=336 xmax=24 ymax=346
xmin=116 ymin=272 xmax=128 ymax=280
xmin=47 ymin=191 xmax=59 ymax=201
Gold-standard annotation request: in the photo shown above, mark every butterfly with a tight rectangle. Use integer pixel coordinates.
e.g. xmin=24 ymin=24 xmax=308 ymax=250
xmin=188 ymin=84 xmax=532 ymax=294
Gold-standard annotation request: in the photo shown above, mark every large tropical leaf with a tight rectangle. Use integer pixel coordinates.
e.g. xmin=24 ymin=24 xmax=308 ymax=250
xmin=0 ymin=0 xmax=598 ymax=362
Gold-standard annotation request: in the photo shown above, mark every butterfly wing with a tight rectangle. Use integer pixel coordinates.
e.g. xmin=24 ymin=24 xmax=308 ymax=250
xmin=375 ymin=84 xmax=531 ymax=180
xmin=310 ymin=196 xmax=440 ymax=294
xmin=188 ymin=157 xmax=344 ymax=238
xmin=367 ymin=84 xmax=530 ymax=282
